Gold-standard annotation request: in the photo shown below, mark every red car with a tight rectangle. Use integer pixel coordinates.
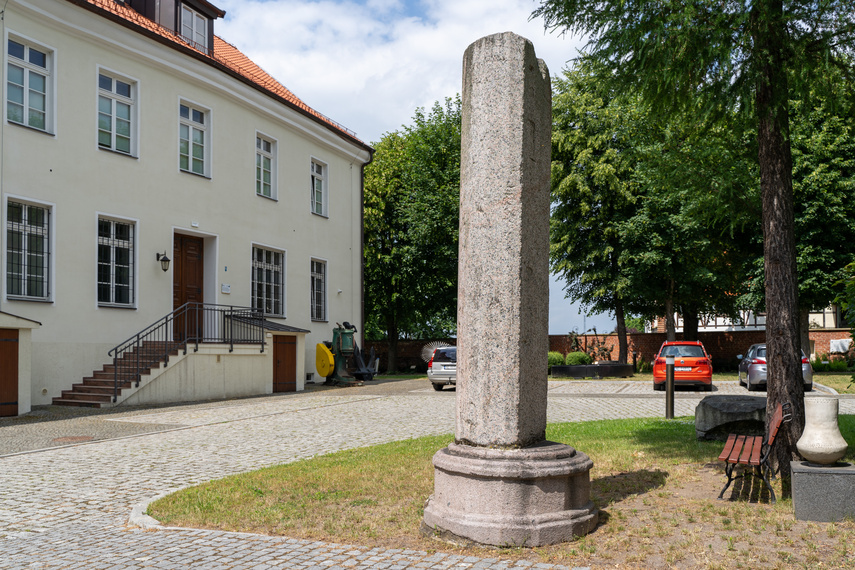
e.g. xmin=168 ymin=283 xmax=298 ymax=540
xmin=652 ymin=341 xmax=713 ymax=391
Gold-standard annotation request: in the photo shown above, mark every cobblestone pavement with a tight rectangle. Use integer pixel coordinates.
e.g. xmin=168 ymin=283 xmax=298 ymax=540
xmin=1 ymin=378 xmax=851 ymax=569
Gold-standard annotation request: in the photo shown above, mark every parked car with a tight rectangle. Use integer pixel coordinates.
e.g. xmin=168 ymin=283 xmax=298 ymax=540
xmin=652 ymin=341 xmax=713 ymax=391
xmin=737 ymin=343 xmax=813 ymax=392
xmin=428 ymin=346 xmax=457 ymax=391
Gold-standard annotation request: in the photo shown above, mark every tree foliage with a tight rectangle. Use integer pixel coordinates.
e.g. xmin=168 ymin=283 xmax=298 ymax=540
xmin=550 ymin=65 xmax=758 ymax=356
xmin=549 ymin=64 xmax=641 ymax=363
xmin=534 ymin=0 xmax=855 ymax=486
xmin=363 ymin=98 xmax=461 ymax=371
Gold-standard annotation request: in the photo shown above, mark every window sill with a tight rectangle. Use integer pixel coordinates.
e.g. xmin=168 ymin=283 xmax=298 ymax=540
xmin=311 ymin=211 xmax=329 ymax=219
xmin=180 ymin=169 xmax=212 ymax=180
xmin=311 ymin=318 xmax=328 ymax=323
xmin=99 ymin=146 xmax=138 ymax=159
xmin=7 ymin=121 xmax=54 ymax=136
xmin=256 ymin=193 xmax=278 ymax=202
xmin=98 ymin=304 xmax=137 ymax=310
xmin=6 ymin=296 xmax=52 ymax=303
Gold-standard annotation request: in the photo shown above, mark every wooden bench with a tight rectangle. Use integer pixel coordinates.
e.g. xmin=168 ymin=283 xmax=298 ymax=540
xmin=717 ymin=401 xmax=792 ymax=503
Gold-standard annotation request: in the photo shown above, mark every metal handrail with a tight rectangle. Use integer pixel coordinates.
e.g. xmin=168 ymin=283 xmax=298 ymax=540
xmin=108 ymin=303 xmax=267 ymax=402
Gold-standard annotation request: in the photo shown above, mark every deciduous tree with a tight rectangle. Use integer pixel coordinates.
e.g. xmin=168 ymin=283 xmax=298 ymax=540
xmin=363 ymin=98 xmax=461 ymax=371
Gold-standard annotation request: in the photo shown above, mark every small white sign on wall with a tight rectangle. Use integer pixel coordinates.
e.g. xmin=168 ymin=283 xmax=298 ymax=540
xmin=221 ymin=284 xmax=231 ymax=294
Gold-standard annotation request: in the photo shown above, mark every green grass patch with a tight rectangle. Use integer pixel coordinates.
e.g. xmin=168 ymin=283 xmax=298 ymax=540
xmin=813 ymin=373 xmax=855 ymax=394
xmin=148 ymin=415 xmax=855 ymax=566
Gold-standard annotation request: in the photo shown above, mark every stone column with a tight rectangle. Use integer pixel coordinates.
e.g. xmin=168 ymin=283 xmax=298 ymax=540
xmin=422 ymin=32 xmax=598 ymax=547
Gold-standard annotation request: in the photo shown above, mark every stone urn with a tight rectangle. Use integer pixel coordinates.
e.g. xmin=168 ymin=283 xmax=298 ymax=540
xmin=797 ymin=398 xmax=849 ymax=465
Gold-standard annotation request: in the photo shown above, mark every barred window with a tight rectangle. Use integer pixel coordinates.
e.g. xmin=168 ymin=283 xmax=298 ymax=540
xmin=97 ymin=218 xmax=134 ymax=306
xmin=252 ymin=246 xmax=284 ymax=316
xmin=311 ymin=259 xmax=326 ymax=321
xmin=6 ymin=201 xmax=50 ymax=299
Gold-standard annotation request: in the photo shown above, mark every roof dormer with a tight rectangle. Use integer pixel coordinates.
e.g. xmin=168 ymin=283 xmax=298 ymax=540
xmin=127 ymin=0 xmax=225 ymax=54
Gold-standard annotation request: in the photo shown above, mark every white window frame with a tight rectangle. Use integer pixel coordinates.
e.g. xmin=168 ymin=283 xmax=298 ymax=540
xmin=6 ymin=34 xmax=54 ymax=133
xmin=310 ymin=158 xmax=328 ymax=217
xmin=96 ymin=68 xmax=138 ymax=156
xmin=179 ymin=100 xmax=210 ymax=177
xmin=256 ymin=133 xmax=277 ymax=200
xmin=96 ymin=215 xmax=137 ymax=308
xmin=251 ymin=244 xmax=285 ymax=317
xmin=5 ymin=197 xmax=53 ymax=301
xmin=180 ymin=5 xmax=209 ymax=52
xmin=310 ymin=258 xmax=327 ymax=322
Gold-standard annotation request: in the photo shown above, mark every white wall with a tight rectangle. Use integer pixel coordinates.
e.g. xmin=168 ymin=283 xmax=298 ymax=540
xmin=0 ymin=0 xmax=370 ymax=404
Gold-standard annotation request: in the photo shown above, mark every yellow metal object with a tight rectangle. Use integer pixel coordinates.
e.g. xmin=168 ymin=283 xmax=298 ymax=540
xmin=316 ymin=343 xmax=335 ymax=378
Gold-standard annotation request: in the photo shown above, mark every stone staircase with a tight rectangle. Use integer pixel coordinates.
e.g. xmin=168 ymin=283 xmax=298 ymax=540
xmin=52 ymin=341 xmax=182 ymax=408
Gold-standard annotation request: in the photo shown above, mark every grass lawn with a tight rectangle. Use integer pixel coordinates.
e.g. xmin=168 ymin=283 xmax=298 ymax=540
xmin=149 ymin=415 xmax=855 ymax=569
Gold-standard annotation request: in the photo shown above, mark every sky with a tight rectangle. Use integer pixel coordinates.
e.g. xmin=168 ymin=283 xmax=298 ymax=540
xmin=213 ymin=0 xmax=617 ymax=335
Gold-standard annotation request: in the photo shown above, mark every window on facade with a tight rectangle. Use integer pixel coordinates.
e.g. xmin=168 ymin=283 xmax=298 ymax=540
xmin=311 ymin=259 xmax=326 ymax=321
xmin=6 ymin=38 xmax=51 ymax=132
xmin=256 ymin=136 xmax=275 ymax=199
xmin=311 ymin=160 xmax=326 ymax=216
xmin=181 ymin=5 xmax=209 ymax=52
xmin=6 ymin=201 xmax=50 ymax=300
xmin=97 ymin=218 xmax=134 ymax=306
xmin=252 ymin=246 xmax=284 ymax=316
xmin=179 ymin=103 xmax=207 ymax=175
xmin=98 ymin=73 xmax=134 ymax=155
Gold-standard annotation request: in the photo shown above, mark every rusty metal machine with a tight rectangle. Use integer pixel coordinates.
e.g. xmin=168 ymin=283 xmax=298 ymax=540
xmin=316 ymin=322 xmax=376 ymax=386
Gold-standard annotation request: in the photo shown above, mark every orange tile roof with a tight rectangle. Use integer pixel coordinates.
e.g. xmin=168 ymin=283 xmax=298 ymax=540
xmin=74 ymin=0 xmax=364 ymax=146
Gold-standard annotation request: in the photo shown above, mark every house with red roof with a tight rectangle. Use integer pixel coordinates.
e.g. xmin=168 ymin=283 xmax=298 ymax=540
xmin=1 ymin=0 xmax=373 ymax=415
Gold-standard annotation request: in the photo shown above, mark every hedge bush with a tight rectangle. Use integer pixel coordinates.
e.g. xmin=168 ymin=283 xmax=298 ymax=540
xmin=565 ymin=351 xmax=593 ymax=366
xmin=548 ymin=352 xmax=565 ymax=369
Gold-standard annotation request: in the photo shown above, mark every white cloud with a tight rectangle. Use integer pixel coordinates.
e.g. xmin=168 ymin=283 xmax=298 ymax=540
xmin=214 ymin=0 xmax=585 ymax=143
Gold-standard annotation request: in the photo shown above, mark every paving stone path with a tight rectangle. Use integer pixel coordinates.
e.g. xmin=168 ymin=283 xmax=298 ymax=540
xmin=1 ymin=379 xmax=850 ymax=569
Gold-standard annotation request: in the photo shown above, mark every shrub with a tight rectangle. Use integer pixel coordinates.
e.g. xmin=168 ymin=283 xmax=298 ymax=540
xmin=566 ymin=351 xmax=593 ymax=366
xmin=548 ymin=351 xmax=565 ymax=369
xmin=830 ymin=360 xmax=849 ymax=372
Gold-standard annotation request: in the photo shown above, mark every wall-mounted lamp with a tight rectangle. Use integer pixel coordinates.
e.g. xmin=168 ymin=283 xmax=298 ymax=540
xmin=156 ymin=252 xmax=171 ymax=272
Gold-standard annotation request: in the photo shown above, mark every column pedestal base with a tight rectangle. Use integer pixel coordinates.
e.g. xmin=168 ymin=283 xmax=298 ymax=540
xmin=422 ymin=441 xmax=598 ymax=547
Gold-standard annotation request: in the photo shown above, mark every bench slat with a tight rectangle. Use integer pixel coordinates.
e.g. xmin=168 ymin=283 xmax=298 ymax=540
xmin=749 ymin=437 xmax=763 ymax=466
xmin=739 ymin=436 xmax=757 ymax=464
xmin=728 ymin=435 xmax=746 ymax=463
xmin=719 ymin=434 xmax=738 ymax=462
xmin=767 ymin=404 xmax=785 ymax=447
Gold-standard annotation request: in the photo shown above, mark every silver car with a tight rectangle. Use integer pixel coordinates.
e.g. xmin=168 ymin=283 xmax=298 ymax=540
xmin=428 ymin=346 xmax=456 ymax=391
xmin=737 ymin=343 xmax=813 ymax=392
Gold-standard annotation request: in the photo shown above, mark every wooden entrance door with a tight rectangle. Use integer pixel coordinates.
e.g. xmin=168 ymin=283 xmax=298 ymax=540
xmin=273 ymin=335 xmax=297 ymax=392
xmin=173 ymin=235 xmax=204 ymax=341
xmin=0 ymin=329 xmax=19 ymax=417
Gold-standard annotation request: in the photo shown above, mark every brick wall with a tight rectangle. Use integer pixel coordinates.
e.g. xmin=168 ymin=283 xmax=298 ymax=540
xmin=362 ymin=329 xmax=852 ymax=373
xmin=549 ymin=329 xmax=853 ymax=365
xmin=363 ymin=338 xmax=457 ymax=373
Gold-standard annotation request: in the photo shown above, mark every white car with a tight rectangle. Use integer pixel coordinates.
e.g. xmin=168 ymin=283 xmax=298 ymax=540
xmin=427 ymin=346 xmax=457 ymax=391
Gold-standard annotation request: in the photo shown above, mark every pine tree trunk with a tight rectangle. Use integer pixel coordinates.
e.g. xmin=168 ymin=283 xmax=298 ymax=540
xmin=754 ymin=0 xmax=805 ymax=494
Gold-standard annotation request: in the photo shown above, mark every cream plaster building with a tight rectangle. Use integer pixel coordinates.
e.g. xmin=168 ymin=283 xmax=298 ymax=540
xmin=1 ymin=0 xmax=372 ymax=415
